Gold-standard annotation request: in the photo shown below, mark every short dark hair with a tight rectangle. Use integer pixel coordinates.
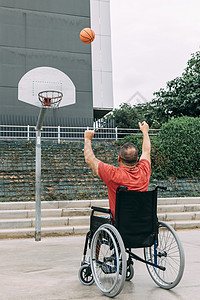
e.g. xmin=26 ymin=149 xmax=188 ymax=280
xmin=119 ymin=143 xmax=138 ymax=166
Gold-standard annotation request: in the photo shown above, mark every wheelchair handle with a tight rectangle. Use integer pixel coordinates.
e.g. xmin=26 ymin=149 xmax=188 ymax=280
xmin=117 ymin=185 xmax=128 ymax=191
xmin=91 ymin=206 xmax=111 ymax=214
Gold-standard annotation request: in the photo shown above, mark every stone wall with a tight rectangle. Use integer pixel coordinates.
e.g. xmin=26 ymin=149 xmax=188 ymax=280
xmin=0 ymin=140 xmax=199 ymax=201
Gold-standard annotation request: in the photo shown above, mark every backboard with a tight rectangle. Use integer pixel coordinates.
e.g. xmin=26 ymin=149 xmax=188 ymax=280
xmin=18 ymin=67 xmax=76 ymax=108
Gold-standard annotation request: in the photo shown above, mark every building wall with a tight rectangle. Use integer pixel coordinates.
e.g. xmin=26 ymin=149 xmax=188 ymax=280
xmin=0 ymin=0 xmax=96 ymax=126
xmin=90 ymin=0 xmax=113 ymax=119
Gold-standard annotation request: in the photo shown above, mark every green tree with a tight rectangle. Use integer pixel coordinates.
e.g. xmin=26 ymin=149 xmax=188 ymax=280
xmin=106 ymin=50 xmax=200 ymax=129
xmin=152 ymin=51 xmax=200 ymax=121
xmin=106 ymin=102 xmax=159 ymax=128
xmin=106 ymin=103 xmax=141 ymax=128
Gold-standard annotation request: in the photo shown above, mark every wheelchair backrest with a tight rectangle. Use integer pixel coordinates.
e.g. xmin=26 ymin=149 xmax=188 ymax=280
xmin=115 ymin=187 xmax=158 ymax=248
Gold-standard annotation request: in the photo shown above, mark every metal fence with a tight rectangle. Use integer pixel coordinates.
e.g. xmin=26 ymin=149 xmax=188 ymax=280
xmin=0 ymin=125 xmax=159 ymax=142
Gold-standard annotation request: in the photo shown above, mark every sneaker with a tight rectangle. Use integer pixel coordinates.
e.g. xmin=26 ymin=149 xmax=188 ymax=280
xmin=101 ymin=264 xmax=116 ymax=274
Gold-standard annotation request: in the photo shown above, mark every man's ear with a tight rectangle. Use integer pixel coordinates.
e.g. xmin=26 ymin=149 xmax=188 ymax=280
xmin=118 ymin=156 xmax=121 ymax=163
xmin=137 ymin=156 xmax=139 ymax=162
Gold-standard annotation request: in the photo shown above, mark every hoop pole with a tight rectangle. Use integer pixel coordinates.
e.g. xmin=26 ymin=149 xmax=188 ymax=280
xmin=35 ymin=130 xmax=41 ymax=241
xmin=35 ymin=93 xmax=62 ymax=241
xmin=35 ymin=107 xmax=46 ymax=241
xmin=36 ymin=107 xmax=47 ymax=131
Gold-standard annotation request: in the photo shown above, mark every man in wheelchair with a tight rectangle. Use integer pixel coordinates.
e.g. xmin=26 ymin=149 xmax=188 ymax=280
xmin=84 ymin=121 xmax=151 ymax=220
xmin=79 ymin=121 xmax=185 ymax=298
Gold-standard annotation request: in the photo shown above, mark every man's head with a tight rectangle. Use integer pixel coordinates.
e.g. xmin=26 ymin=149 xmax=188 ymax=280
xmin=118 ymin=142 xmax=139 ymax=167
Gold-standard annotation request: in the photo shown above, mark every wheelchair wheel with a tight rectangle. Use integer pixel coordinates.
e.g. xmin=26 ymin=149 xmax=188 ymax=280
xmin=90 ymin=224 xmax=126 ymax=298
xmin=78 ymin=264 xmax=94 ymax=286
xmin=126 ymin=264 xmax=134 ymax=281
xmin=144 ymin=221 xmax=185 ymax=289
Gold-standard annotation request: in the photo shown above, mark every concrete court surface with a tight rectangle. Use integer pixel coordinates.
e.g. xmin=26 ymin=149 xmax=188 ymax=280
xmin=0 ymin=230 xmax=199 ymax=300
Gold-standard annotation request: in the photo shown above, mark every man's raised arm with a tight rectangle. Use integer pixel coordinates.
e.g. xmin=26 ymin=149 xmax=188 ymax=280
xmin=138 ymin=121 xmax=151 ymax=164
xmin=84 ymin=130 xmax=100 ymax=176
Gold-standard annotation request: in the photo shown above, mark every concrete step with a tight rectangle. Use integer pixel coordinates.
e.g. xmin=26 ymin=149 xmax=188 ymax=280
xmin=1 ymin=204 xmax=200 ymax=220
xmin=0 ymin=197 xmax=200 ymax=211
xmin=0 ymin=225 xmax=89 ymax=239
xmin=1 ymin=211 xmax=200 ymax=230
xmin=158 ymin=197 xmax=200 ymax=205
xmin=0 ymin=216 xmax=90 ymax=229
xmin=0 ymin=221 xmax=200 ymax=239
xmin=0 ymin=208 xmax=92 ymax=219
xmin=0 ymin=199 xmax=109 ymax=210
xmin=1 ymin=197 xmax=200 ymax=238
xmin=158 ymin=204 xmax=200 ymax=213
xmin=167 ymin=220 xmax=200 ymax=230
xmin=158 ymin=211 xmax=200 ymax=221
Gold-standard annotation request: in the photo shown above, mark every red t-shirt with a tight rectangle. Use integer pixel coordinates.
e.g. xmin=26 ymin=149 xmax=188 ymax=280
xmin=98 ymin=159 xmax=151 ymax=219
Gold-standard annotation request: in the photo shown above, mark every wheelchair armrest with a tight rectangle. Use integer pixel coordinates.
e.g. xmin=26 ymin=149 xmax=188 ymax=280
xmin=155 ymin=186 xmax=167 ymax=191
xmin=91 ymin=206 xmax=111 ymax=214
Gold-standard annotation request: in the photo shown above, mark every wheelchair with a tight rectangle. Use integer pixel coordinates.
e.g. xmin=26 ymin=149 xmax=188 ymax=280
xmin=78 ymin=186 xmax=185 ymax=298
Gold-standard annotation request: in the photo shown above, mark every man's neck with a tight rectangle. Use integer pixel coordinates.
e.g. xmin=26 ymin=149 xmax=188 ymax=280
xmin=119 ymin=162 xmax=136 ymax=169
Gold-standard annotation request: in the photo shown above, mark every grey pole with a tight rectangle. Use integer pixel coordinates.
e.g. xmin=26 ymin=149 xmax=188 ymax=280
xmin=36 ymin=107 xmax=47 ymax=131
xmin=35 ymin=129 xmax=42 ymax=241
xmin=35 ymin=107 xmax=47 ymax=241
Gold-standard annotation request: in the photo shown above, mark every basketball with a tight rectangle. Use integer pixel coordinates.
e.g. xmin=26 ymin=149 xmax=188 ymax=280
xmin=80 ymin=28 xmax=95 ymax=44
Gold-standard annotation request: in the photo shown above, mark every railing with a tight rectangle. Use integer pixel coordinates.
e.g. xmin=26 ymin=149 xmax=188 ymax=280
xmin=0 ymin=125 xmax=159 ymax=143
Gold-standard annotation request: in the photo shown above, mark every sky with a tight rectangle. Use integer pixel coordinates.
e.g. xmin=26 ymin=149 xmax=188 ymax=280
xmin=109 ymin=0 xmax=200 ymax=107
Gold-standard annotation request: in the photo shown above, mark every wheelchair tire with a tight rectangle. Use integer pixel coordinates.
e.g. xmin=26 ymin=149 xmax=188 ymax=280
xmin=144 ymin=221 xmax=185 ymax=289
xmin=90 ymin=224 xmax=126 ymax=298
xmin=78 ymin=264 xmax=94 ymax=286
xmin=126 ymin=264 xmax=134 ymax=281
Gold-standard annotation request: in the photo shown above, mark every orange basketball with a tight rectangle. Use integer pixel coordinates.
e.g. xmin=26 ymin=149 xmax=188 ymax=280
xmin=80 ymin=28 xmax=95 ymax=44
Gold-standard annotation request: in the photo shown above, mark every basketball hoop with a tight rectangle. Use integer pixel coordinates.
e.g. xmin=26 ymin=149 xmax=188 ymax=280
xmin=38 ymin=90 xmax=63 ymax=108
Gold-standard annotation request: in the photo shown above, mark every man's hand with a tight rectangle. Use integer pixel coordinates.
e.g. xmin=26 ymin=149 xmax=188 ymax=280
xmin=139 ymin=121 xmax=149 ymax=134
xmin=138 ymin=121 xmax=151 ymax=163
xmin=84 ymin=130 xmax=100 ymax=176
xmin=84 ymin=130 xmax=95 ymax=140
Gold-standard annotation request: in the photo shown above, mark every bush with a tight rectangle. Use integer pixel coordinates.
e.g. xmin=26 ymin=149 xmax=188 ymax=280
xmin=156 ymin=116 xmax=200 ymax=178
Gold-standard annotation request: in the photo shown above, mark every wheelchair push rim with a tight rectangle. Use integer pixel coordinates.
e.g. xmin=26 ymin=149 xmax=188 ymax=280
xmin=90 ymin=224 xmax=126 ymax=298
xmin=144 ymin=221 xmax=185 ymax=289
